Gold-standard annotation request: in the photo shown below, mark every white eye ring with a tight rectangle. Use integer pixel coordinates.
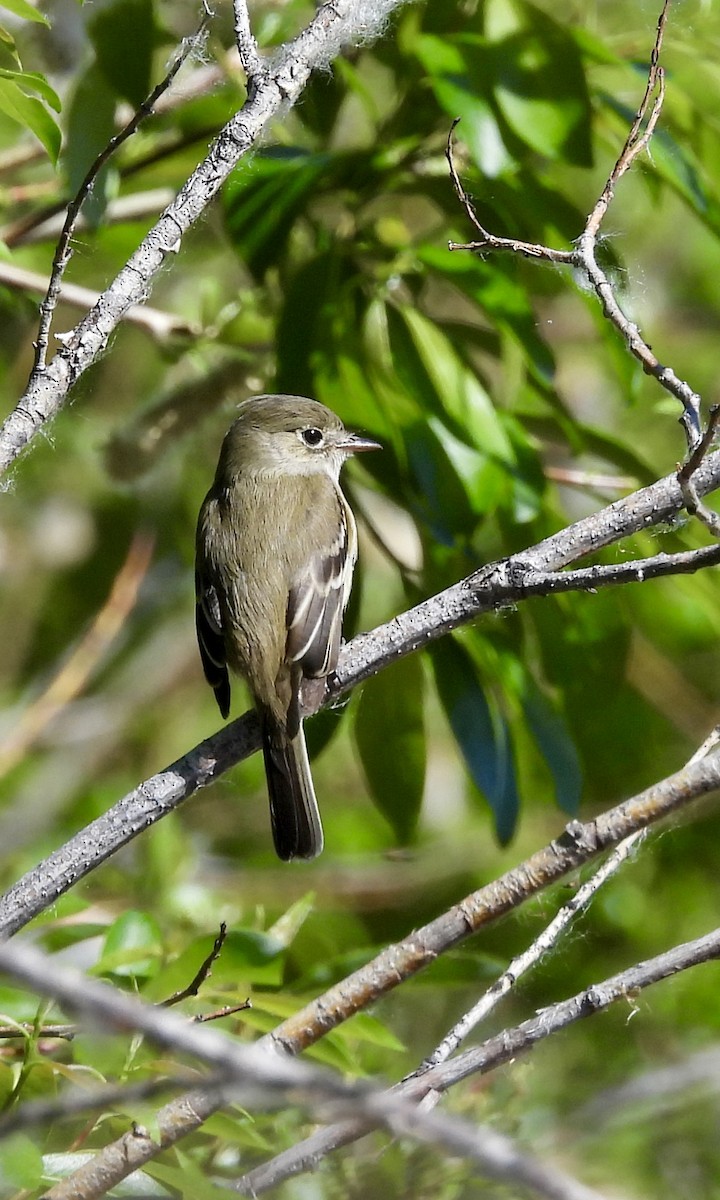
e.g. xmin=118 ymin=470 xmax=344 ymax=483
xmin=300 ymin=427 xmax=324 ymax=448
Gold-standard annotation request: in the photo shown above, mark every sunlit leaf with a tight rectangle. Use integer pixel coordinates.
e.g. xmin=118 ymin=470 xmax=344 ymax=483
xmin=485 ymin=0 xmax=592 ymax=165
xmin=0 ymin=0 xmax=48 ymax=23
xmin=0 ymin=74 xmax=60 ymax=161
xmin=415 ymin=33 xmax=511 ymax=176
xmin=93 ymin=910 xmax=163 ymax=980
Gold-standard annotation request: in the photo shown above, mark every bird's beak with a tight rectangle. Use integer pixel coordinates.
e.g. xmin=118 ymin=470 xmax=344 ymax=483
xmin=335 ymin=432 xmax=382 ymax=454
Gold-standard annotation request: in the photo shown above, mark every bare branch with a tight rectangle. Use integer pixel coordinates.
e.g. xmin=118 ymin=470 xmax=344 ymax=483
xmin=0 ymin=261 xmax=198 ymax=341
xmin=239 ymin=833 xmax=646 ymax=1192
xmin=0 ymin=1071 xmax=207 ymax=1138
xmin=419 ymin=832 xmax=645 ymax=1074
xmin=18 ymin=734 xmax=720 ymax=1197
xmin=237 ymin=917 xmax=720 ymax=1194
xmin=160 ymin=923 xmax=228 ymax=1007
xmin=585 ymin=0 xmax=670 ymax=236
xmin=0 ymin=939 xmax=608 ymax=1200
xmin=677 ymin=405 xmax=720 ymax=536
xmin=447 ymin=2 xmax=710 ymax=480
xmin=31 ymin=13 xmax=210 ymax=373
xmin=233 ymin=0 xmax=263 ymax=81
xmin=0 ymin=0 xmax=413 ymax=478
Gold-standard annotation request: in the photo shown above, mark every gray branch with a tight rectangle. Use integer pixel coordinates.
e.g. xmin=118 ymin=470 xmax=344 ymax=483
xmin=237 ymin=916 xmax=720 ymax=1194
xmin=0 ymin=937 xmax=607 ymax=1200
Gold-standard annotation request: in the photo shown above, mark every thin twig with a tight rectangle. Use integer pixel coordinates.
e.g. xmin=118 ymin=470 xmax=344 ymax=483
xmin=161 ymin=923 xmax=228 ymax=1007
xmin=235 ymin=917 xmax=720 ymax=1195
xmin=447 ymin=0 xmax=713 ymax=510
xmin=585 ymin=0 xmax=670 ymax=236
xmin=418 ymin=833 xmax=645 ymax=1076
xmin=0 ymin=261 xmax=198 ymax=341
xmin=0 ymin=1071 xmax=207 ymax=1138
xmin=676 ymin=404 xmax=720 ymax=535
xmin=239 ymin=832 xmax=646 ymax=1191
xmin=0 ymin=1023 xmax=75 ymax=1041
xmin=233 ymin=0 xmax=263 ymax=82
xmin=194 ymin=1000 xmax=252 ymax=1024
xmin=544 ymin=466 xmax=638 ymax=493
xmin=0 ymin=939 xmax=609 ymax=1200
xmin=21 ymin=738 xmax=720 ymax=1199
xmin=31 ymin=12 xmax=210 ymax=372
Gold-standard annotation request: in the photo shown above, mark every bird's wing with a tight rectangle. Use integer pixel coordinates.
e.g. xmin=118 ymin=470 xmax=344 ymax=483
xmin=285 ymin=490 xmax=357 ymax=680
xmin=195 ymin=557 xmax=232 ymax=720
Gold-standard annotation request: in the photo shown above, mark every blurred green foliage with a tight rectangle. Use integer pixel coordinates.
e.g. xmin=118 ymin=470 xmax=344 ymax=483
xmin=1 ymin=0 xmax=720 ymax=1195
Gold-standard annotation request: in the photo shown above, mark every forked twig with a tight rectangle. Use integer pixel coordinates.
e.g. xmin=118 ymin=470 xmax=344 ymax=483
xmin=32 ymin=9 xmax=211 ymax=373
xmin=448 ymin=0 xmax=716 ymax=531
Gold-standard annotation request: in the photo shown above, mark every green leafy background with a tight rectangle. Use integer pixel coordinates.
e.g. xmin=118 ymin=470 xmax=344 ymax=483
xmin=1 ymin=0 xmax=720 ymax=1195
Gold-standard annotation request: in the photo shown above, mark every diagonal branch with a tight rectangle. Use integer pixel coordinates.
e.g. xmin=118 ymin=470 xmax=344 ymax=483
xmin=0 ymin=938 xmax=608 ymax=1200
xmin=447 ymin=0 xmax=712 ymax=509
xmin=32 ymin=13 xmax=210 ymax=373
xmin=236 ymin=915 xmax=720 ymax=1194
xmin=0 ymin=0 xmax=412 ymax=478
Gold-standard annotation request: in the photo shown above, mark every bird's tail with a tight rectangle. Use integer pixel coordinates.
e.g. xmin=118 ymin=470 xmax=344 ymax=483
xmin=261 ymin=711 xmax=324 ymax=861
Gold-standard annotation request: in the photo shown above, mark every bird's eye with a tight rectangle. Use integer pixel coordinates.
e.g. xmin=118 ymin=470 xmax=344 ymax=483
xmin=301 ymin=428 xmax=324 ymax=447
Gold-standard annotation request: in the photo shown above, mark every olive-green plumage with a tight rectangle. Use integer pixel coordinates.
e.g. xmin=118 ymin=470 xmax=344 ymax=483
xmin=195 ymin=394 xmax=380 ymax=860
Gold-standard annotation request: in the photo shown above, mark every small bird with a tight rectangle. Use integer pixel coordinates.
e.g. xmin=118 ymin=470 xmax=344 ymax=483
xmin=195 ymin=394 xmax=381 ymax=861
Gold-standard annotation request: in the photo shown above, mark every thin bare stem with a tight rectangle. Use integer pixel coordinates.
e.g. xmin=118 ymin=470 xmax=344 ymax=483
xmin=0 ymin=261 xmax=198 ymax=341
xmin=447 ymin=0 xmax=713 ymax=512
xmin=160 ymin=923 xmax=228 ymax=1007
xmin=31 ymin=13 xmax=210 ymax=372
xmin=236 ymin=915 xmax=720 ymax=1195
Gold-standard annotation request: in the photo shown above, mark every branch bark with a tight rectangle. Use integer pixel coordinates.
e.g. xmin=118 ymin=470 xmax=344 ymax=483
xmin=0 ymin=938 xmax=609 ymax=1200
xmin=0 ymin=0 xmax=410 ymax=478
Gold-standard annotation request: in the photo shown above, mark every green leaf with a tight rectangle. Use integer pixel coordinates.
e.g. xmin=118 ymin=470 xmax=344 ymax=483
xmin=87 ymin=0 xmax=155 ymax=107
xmin=354 ymin=655 xmax=426 ymax=844
xmin=341 ymin=1011 xmax=406 ymax=1052
xmin=268 ymin=892 xmax=315 ymax=947
xmin=418 ymin=244 xmax=556 ymax=385
xmin=93 ymin=910 xmax=163 ymax=980
xmin=431 ymin=636 xmax=519 ymax=843
xmin=520 ymin=678 xmax=582 ymax=815
xmin=0 ymin=67 xmax=59 ymax=109
xmin=0 ymin=0 xmax=48 ymax=24
xmin=224 ymin=150 xmax=331 ymax=279
xmin=404 ymin=419 xmax=478 ymax=542
xmin=209 ymin=930 xmax=286 ymax=987
xmin=415 ymin=34 xmax=510 ymax=176
xmin=0 ymin=1134 xmax=44 ymax=1189
xmin=64 ymin=64 xmax=118 ymax=222
xmin=0 ymin=75 xmax=61 ymax=162
xmin=388 ymin=304 xmax=515 ymax=458
xmin=485 ymin=1 xmax=593 ymax=166
xmin=275 ymin=250 xmax=347 ymax=396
